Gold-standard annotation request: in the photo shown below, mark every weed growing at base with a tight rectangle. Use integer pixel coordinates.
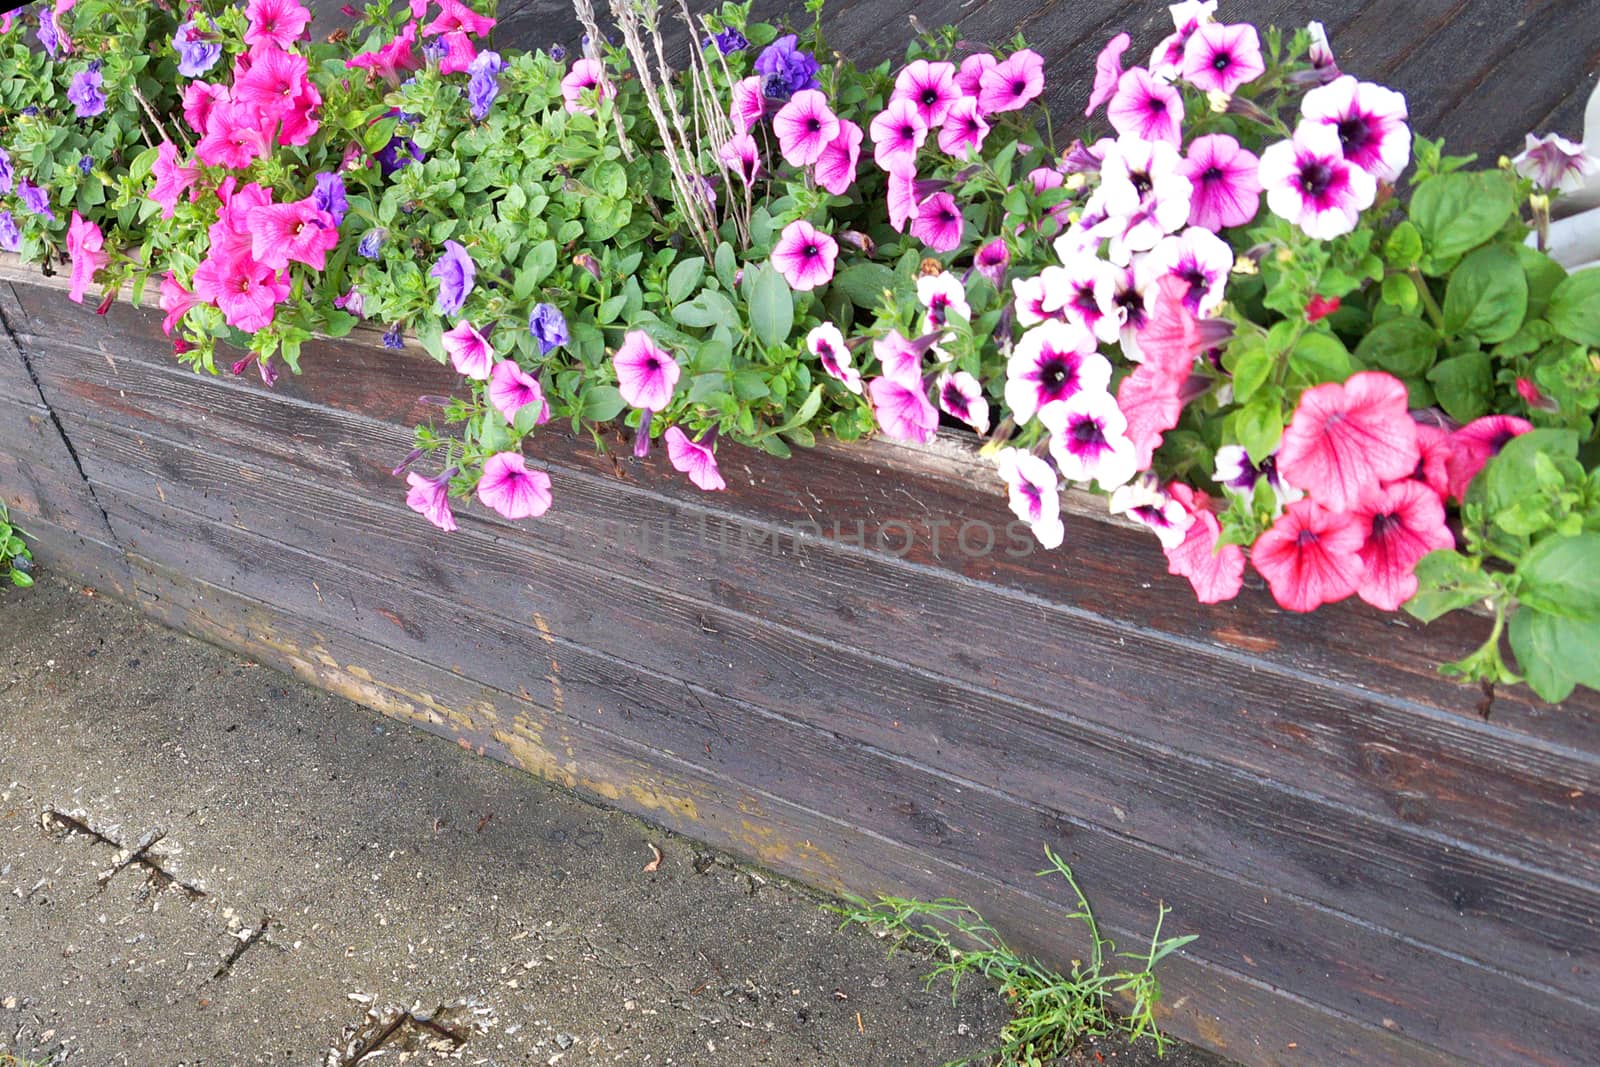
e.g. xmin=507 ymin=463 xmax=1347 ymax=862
xmin=0 ymin=500 xmax=34 ymax=588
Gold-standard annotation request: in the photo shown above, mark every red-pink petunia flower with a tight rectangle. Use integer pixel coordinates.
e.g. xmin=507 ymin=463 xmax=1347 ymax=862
xmin=65 ymin=212 xmax=108 ymax=305
xmin=772 ymin=89 xmax=840 ymax=168
xmin=613 ymin=331 xmax=679 ymax=411
xmin=1086 ymin=32 xmax=1130 ymax=117
xmin=477 ymin=452 xmax=551 ymax=520
xmin=892 ymin=59 xmax=960 ymax=127
xmin=664 ymin=427 xmax=726 ymax=491
xmin=938 ymin=96 xmax=990 ymax=158
xmin=1350 ymin=479 xmax=1454 ymax=611
xmin=346 ymin=20 xmax=420 ymax=84
xmin=870 ymin=97 xmax=927 ymax=174
xmin=423 ymin=0 xmax=494 ymax=36
xmin=1116 ymin=362 xmax=1185 ymax=470
xmin=442 ymin=319 xmax=493 ymax=380
xmin=1445 ymin=415 xmax=1533 ymax=502
xmin=488 ymin=358 xmax=549 ymax=424
xmin=149 ymin=141 xmax=199 ymax=220
xmin=977 ymin=48 xmax=1045 ymax=114
xmin=771 ymin=219 xmax=838 ymax=291
xmin=814 ymin=118 xmax=863 ymax=195
xmin=1181 ymin=22 xmax=1264 ymax=95
xmin=1107 ymin=67 xmax=1184 ymax=146
xmin=1135 ymin=274 xmax=1233 ymax=380
xmin=247 ymin=197 xmax=339 ymax=271
xmin=233 ymin=44 xmax=310 ymax=121
xmin=159 ymin=272 xmax=201 ymax=336
xmin=406 ymin=469 xmax=458 ymax=532
xmin=868 ymin=374 xmax=938 ymax=444
xmin=909 ymin=191 xmax=964 ymax=252
xmin=1411 ymin=422 xmax=1454 ymax=498
xmin=1163 ymin=483 xmax=1245 ymax=603
xmin=1250 ymin=499 xmax=1364 ymax=612
xmin=1178 ymin=133 xmax=1261 ymax=231
xmin=182 ymin=81 xmax=229 ymax=134
xmin=191 ymin=250 xmax=290 ymax=333
xmin=195 ymin=102 xmax=272 ymax=169
xmin=1278 ymin=371 xmax=1419 ymax=511
xmin=243 ymin=0 xmax=311 ymax=51
xmin=561 ymin=58 xmax=613 ymax=115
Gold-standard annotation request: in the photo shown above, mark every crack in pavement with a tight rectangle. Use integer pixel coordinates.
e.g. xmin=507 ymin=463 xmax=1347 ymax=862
xmin=38 ymin=808 xmax=208 ymax=900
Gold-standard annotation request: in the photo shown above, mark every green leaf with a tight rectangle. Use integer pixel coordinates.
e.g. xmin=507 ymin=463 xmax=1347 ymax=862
xmin=666 ymin=256 xmax=706 ymax=305
xmin=1546 ymin=270 xmax=1600 ymax=347
xmin=1409 ymin=171 xmax=1517 ymax=263
xmin=581 ymin=385 xmax=626 ymax=422
xmin=1383 ymin=221 xmax=1422 ymax=268
xmin=714 ymin=241 xmax=738 ymax=290
xmin=10 ymin=570 xmax=32 ymax=588
xmin=831 ymin=262 xmax=898 ymax=309
xmin=1516 ymin=533 xmax=1600 ymax=619
xmin=1228 ymin=338 xmax=1273 ymax=404
xmin=1356 ymin=317 xmax=1438 ymax=376
xmin=1426 ymin=351 xmax=1493 ymax=423
xmin=758 ymin=384 xmax=824 ymax=438
xmin=732 ymin=369 xmax=771 ymax=401
xmin=1405 ymin=550 xmax=1500 ymax=623
xmin=748 ymin=265 xmax=795 ymax=349
xmin=1381 ymin=272 xmax=1420 ymax=313
xmin=363 ymin=117 xmax=399 ymax=155
xmin=1442 ymin=245 xmax=1527 ymax=343
xmin=1287 ymin=331 xmax=1355 ymax=385
xmin=1233 ymin=392 xmax=1285 ymax=466
xmin=478 ymin=412 xmax=511 ymax=453
xmin=1469 ymin=429 xmax=1580 ymax=519
xmin=672 ymin=289 xmax=736 ymax=329
xmin=1514 ymin=245 xmax=1567 ymax=321
xmin=1509 ymin=607 xmax=1600 ymax=703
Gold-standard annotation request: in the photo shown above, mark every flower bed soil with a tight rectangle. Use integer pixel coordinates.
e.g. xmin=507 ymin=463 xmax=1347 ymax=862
xmin=3 ymin=260 xmax=1599 ymax=1066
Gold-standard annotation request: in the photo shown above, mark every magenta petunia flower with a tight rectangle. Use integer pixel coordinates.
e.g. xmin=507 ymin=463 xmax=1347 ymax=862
xmin=1086 ymin=32 xmax=1131 ymax=117
xmin=1040 ymin=389 xmax=1138 ymax=491
xmin=477 ymin=452 xmax=552 ymax=521
xmin=773 ymin=89 xmax=840 ymax=168
xmin=1214 ymin=445 xmax=1301 ymax=506
xmin=247 ymin=198 xmax=339 ymax=272
xmin=1163 ymin=483 xmax=1244 ymax=603
xmin=1179 ymin=133 xmax=1262 ymax=231
xmin=243 ymin=0 xmax=310 ymax=50
xmin=182 ymin=81 xmax=228 ymax=135
xmin=406 ymin=469 xmax=458 ymax=532
xmin=814 ymin=118 xmax=863 ymax=195
xmin=488 ymin=358 xmax=549 ymax=424
xmin=1107 ymin=67 xmax=1183 ymax=146
xmin=1011 ymin=274 xmax=1067 ymax=329
xmin=613 ymin=330 xmax=680 ymax=411
xmin=1181 ymin=22 xmax=1264 ymax=95
xmin=1117 ymin=361 xmax=1184 ymax=470
xmin=159 ymin=272 xmax=200 ymax=336
xmin=1251 ymin=499 xmax=1364 ymax=612
xmin=561 ymin=58 xmax=613 ymax=115
xmin=149 ymin=141 xmax=199 ymax=220
xmin=66 ymin=212 xmax=107 ymax=305
xmin=807 ymin=323 xmax=862 ymax=394
xmin=938 ymin=96 xmax=990 ymax=158
xmin=1445 ymin=415 xmax=1532 ymax=502
xmin=1278 ymin=371 xmax=1419 ymax=511
xmin=233 ymin=44 xmax=310 ymax=122
xmin=664 ymin=427 xmax=726 ymax=491
xmin=974 ymin=238 xmax=1010 ymax=290
xmin=719 ymin=132 xmax=762 ymax=185
xmin=870 ymin=97 xmax=928 ymax=174
xmin=893 ymin=59 xmax=960 ymax=127
xmin=191 ymin=251 xmax=291 ymax=333
xmin=868 ymin=374 xmax=938 ymax=443
xmin=1301 ymin=75 xmax=1411 ymax=183
xmin=1111 ymin=474 xmax=1193 ymax=550
xmin=996 ymin=447 xmax=1064 ymax=549
xmin=1350 ymin=480 xmax=1454 ymax=611
xmin=954 ymin=53 xmax=997 ymax=98
xmin=1304 ymin=20 xmax=1340 ymax=82
xmin=977 ymin=48 xmax=1045 ymax=115
xmin=1258 ymin=123 xmax=1376 ymax=239
xmin=770 ymin=219 xmax=838 ymax=291
xmin=1137 ymin=227 xmax=1234 ymax=318
xmin=1109 ymin=265 xmax=1155 ymax=356
xmin=937 ymin=370 xmax=990 ymax=434
xmin=1005 ymin=320 xmax=1109 ymax=425
xmin=729 ymin=75 xmax=766 ymax=134
xmin=1149 ymin=0 xmax=1217 ymax=78
xmin=1512 ymin=132 xmax=1599 ymax=193
xmin=910 ymin=191 xmax=965 ymax=252
xmin=1052 ymin=255 xmax=1122 ymax=344
xmin=441 ymin=320 xmax=493 ymax=380
xmin=887 ymin=169 xmax=921 ymax=232
xmin=346 ymin=20 xmax=420 ymax=83
xmin=195 ymin=102 xmax=271 ymax=170
xmin=873 ymin=331 xmax=926 ymax=387
xmin=917 ymin=272 xmax=972 ymax=335
xmin=423 ymin=0 xmax=495 ymax=36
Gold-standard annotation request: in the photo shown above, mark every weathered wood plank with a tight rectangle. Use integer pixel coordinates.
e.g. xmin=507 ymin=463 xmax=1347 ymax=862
xmin=125 ymin=550 xmax=1463 ymax=1067
xmin=96 ymin=483 xmax=1600 ymax=1067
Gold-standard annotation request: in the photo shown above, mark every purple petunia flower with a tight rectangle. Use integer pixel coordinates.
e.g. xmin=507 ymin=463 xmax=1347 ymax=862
xmin=312 ymin=172 xmax=348 ymax=226
xmin=0 ymin=210 xmax=20 ymax=252
xmin=174 ymin=19 xmax=223 ymax=78
xmin=78 ymin=155 xmax=92 ymax=175
xmin=0 ymin=146 xmax=12 ymax=195
xmin=754 ymin=34 xmax=820 ymax=100
xmin=466 ymin=49 xmax=503 ymax=120
xmin=376 ymin=135 xmax=424 ymax=176
xmin=36 ymin=13 xmax=59 ymax=56
xmin=549 ymin=42 xmax=566 ymax=61
xmin=17 ymin=178 xmax=52 ymax=220
xmin=68 ymin=64 xmax=107 ymax=118
xmin=708 ymin=28 xmax=748 ymax=55
xmin=528 ymin=302 xmax=569 ymax=355
xmin=430 ymin=240 xmax=475 ymax=316
xmin=382 ymin=323 xmax=405 ymax=349
xmin=357 ymin=229 xmax=386 ymax=259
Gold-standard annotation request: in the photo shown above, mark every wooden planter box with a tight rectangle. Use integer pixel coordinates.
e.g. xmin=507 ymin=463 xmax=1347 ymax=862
xmin=3 ymin=260 xmax=1598 ymax=1067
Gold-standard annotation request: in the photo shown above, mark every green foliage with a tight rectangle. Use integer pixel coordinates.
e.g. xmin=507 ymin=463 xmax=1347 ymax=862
xmin=0 ymin=500 xmax=35 ymax=589
xmin=833 ymin=848 xmax=1195 ymax=1067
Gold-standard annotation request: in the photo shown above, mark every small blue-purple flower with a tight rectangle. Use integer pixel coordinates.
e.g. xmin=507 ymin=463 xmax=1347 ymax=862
xmin=0 ymin=146 xmax=11 ymax=195
xmin=68 ymin=65 xmax=107 ymax=119
xmin=707 ymin=28 xmax=749 ymax=55
xmin=78 ymin=155 xmax=92 ymax=176
xmin=423 ymin=37 xmax=449 ymax=63
xmin=312 ymin=172 xmax=348 ymax=227
xmin=528 ymin=303 xmax=569 ymax=356
xmin=0 ymin=211 xmax=20 ymax=253
xmin=357 ymin=228 xmax=386 ymax=259
xmin=753 ymin=34 xmax=820 ymax=100
xmin=382 ymin=324 xmax=405 ymax=349
xmin=549 ymin=42 xmax=566 ymax=61
xmin=17 ymin=178 xmax=52 ymax=220
xmin=376 ymin=135 xmax=424 ymax=176
xmin=430 ymin=240 xmax=475 ymax=316
xmin=173 ymin=19 xmax=222 ymax=78
xmin=466 ymin=50 xmax=504 ymax=121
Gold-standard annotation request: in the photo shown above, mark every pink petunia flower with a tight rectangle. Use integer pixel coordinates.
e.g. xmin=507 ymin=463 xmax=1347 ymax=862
xmin=1445 ymin=415 xmax=1532 ymax=502
xmin=719 ymin=132 xmax=762 ymax=185
xmin=1137 ymin=227 xmax=1234 ymax=318
xmin=873 ymin=331 xmax=927 ymax=387
xmin=807 ymin=323 xmax=862 ymax=394
xmin=1110 ymin=473 xmax=1194 ymax=550
xmin=1350 ymin=480 xmax=1454 ymax=611
xmin=1150 ymin=0 xmax=1217 ymax=78
xmin=159 ymin=272 xmax=200 ymax=336
xmin=441 ymin=320 xmax=493 ymax=380
xmin=243 ymin=0 xmax=310 ymax=51
xmin=938 ymin=96 xmax=990 ymax=158
xmin=1107 ymin=67 xmax=1184 ymax=147
xmin=233 ymin=44 xmax=311 ymax=122
xmin=477 ymin=452 xmax=552 ymax=520
xmin=1085 ymin=32 xmax=1131 ymax=116
xmin=1303 ymin=20 xmax=1341 ymax=83
xmin=1163 ymin=482 xmax=1244 ymax=602
xmin=66 ymin=212 xmax=108 ymax=305
xmin=910 ymin=191 xmax=965 ymax=252
xmin=814 ymin=119 xmax=862 ymax=195
xmin=488 ymin=358 xmax=550 ymax=424
xmin=1300 ymin=75 xmax=1411 ymax=183
xmin=182 ymin=81 xmax=229 ymax=135
xmin=149 ymin=141 xmax=199 ymax=220
xmin=422 ymin=0 xmax=495 ymax=37
xmin=954 ymin=53 xmax=997 ymax=99
xmin=1258 ymin=122 xmax=1377 ymax=239
xmin=1041 ymin=389 xmax=1138 ymax=491
xmin=729 ymin=76 xmax=766 ymax=134
xmin=664 ymin=427 xmax=726 ymax=491
xmin=1005 ymin=320 xmax=1109 ymax=425
xmin=977 ymin=48 xmax=1045 ymax=114
xmin=974 ymin=238 xmax=1010 ymax=290
xmin=247 ymin=198 xmax=339 ymax=271
xmin=868 ymin=374 xmax=938 ymax=444
xmin=346 ymin=20 xmax=420 ymax=83
xmin=770 ymin=219 xmax=838 ymax=291
xmin=996 ymin=447 xmax=1064 ymax=549
xmin=406 ymin=469 xmax=458 ymax=532
xmin=436 ymin=30 xmax=478 ymax=75
xmin=1181 ymin=22 xmax=1264 ymax=95
xmin=887 ymin=169 xmax=921 ymax=232
xmin=1117 ymin=362 xmax=1184 ymax=470
xmin=870 ymin=97 xmax=928 ymax=174
xmin=936 ymin=370 xmax=990 ymax=434
xmin=773 ymin=89 xmax=840 ymax=168
xmin=1179 ymin=133 xmax=1262 ymax=231
xmin=1051 ymin=255 xmax=1122 ymax=345
xmin=1278 ymin=371 xmax=1419 ymax=512
xmin=195 ymin=102 xmax=272 ymax=170
xmin=1513 ymin=132 xmax=1600 ymax=193
xmin=1251 ymin=499 xmax=1364 ymax=612
xmin=561 ymin=58 xmax=613 ymax=115
xmin=191 ymin=251 xmax=290 ymax=332
xmin=613 ymin=331 xmax=680 ymax=411
xmin=893 ymin=59 xmax=960 ymax=127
